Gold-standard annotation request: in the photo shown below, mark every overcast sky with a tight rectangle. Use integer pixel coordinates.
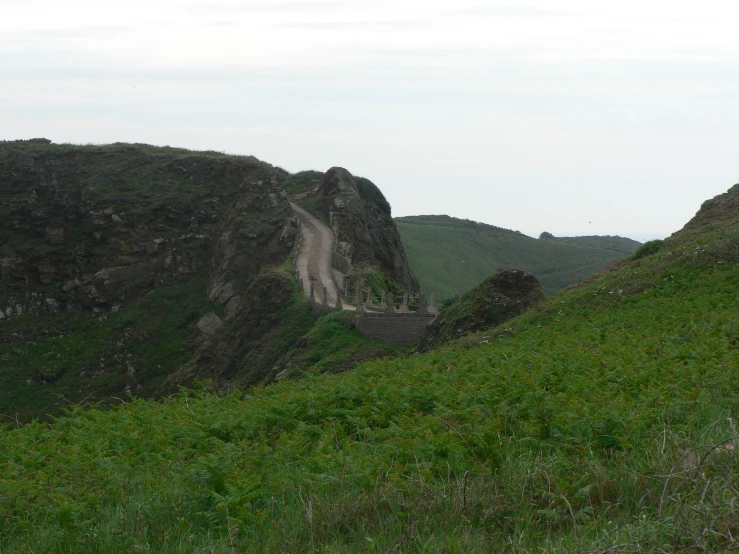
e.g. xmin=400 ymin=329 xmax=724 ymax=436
xmin=2 ymin=0 xmax=738 ymax=240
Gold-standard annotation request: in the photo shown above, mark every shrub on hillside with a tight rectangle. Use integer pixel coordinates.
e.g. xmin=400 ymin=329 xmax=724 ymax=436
xmin=633 ymin=239 xmax=664 ymax=259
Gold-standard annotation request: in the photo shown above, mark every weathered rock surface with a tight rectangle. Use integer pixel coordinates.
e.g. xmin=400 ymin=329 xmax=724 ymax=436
xmin=0 ymin=140 xmax=293 ymax=318
xmin=0 ymin=141 xmax=297 ymax=419
xmin=318 ymin=167 xmax=418 ymax=293
xmin=158 ymin=268 xmax=318 ymax=394
xmin=197 ymin=313 xmax=223 ymax=335
xmin=420 ymin=269 xmax=545 ymax=350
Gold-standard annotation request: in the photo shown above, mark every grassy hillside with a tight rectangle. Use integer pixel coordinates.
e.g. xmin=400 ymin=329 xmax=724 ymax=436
xmin=540 ymin=233 xmax=641 ymax=254
xmin=0 ymin=278 xmax=219 ymax=422
xmin=2 ymin=187 xmax=739 ymax=552
xmin=395 ymin=215 xmax=636 ymax=297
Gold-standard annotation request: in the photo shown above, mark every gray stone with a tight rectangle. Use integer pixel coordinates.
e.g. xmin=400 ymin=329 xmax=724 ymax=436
xmin=209 ymin=280 xmax=235 ymax=305
xmin=279 ymin=218 xmax=298 ymax=248
xmin=225 ymin=295 xmax=241 ymax=317
xmin=197 ymin=313 xmax=223 ymax=336
xmin=45 ymin=227 xmax=65 ymax=245
xmin=62 ymin=279 xmax=81 ymax=292
xmin=45 ymin=298 xmax=60 ymax=313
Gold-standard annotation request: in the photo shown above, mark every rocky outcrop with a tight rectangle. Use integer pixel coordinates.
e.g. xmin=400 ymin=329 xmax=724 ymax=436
xmin=158 ymin=268 xmax=318 ymax=394
xmin=0 ymin=141 xmax=423 ymax=420
xmin=0 ymin=141 xmax=298 ymax=419
xmin=420 ymin=269 xmax=545 ymax=350
xmin=680 ymin=183 xmax=739 ymax=232
xmin=197 ymin=313 xmax=223 ymax=336
xmin=318 ymin=167 xmax=418 ymax=292
xmin=0 ymin=141 xmax=294 ymax=318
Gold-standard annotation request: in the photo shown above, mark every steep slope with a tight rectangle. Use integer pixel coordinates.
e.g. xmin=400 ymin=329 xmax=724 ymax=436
xmin=0 ymin=143 xmax=423 ymax=420
xmin=319 ymin=167 xmax=419 ymax=293
xmin=157 ymin=268 xmax=318 ymax=394
xmin=681 ymin=183 xmax=739 ymax=231
xmin=288 ymin=168 xmax=419 ymax=293
xmin=3 ymin=186 xmax=739 ymax=552
xmin=395 ymin=214 xmax=637 ymax=296
xmin=0 ymin=139 xmax=296 ymax=419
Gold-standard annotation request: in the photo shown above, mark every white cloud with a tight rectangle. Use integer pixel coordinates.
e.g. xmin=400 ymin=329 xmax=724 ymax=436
xmin=2 ymin=0 xmax=738 ymax=237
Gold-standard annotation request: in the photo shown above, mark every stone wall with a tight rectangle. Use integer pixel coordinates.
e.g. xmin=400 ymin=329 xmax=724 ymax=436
xmin=332 ymin=250 xmax=352 ymax=274
xmin=355 ymin=312 xmax=437 ymax=343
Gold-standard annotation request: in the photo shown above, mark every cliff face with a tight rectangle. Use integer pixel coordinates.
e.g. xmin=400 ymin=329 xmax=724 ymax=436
xmin=318 ymin=167 xmax=418 ymax=292
xmin=0 ymin=142 xmax=423 ymax=420
xmin=0 ymin=140 xmax=296 ymax=419
xmin=157 ymin=268 xmax=318 ymax=395
xmin=0 ymin=141 xmax=295 ymax=319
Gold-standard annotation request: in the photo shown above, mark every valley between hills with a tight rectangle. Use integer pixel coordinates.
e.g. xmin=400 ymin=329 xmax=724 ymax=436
xmin=2 ymin=139 xmax=739 ymax=552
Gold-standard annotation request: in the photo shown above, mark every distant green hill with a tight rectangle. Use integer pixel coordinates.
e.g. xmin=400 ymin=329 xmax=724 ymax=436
xmin=539 ymin=231 xmax=641 ymax=253
xmin=395 ymin=215 xmax=639 ymax=297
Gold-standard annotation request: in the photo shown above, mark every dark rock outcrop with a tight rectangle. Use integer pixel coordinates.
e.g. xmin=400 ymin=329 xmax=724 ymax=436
xmin=0 ymin=141 xmax=293 ymax=318
xmin=0 ymin=141 xmax=296 ymax=419
xmin=318 ymin=167 xmax=418 ymax=292
xmin=157 ymin=268 xmax=318 ymax=394
xmin=420 ymin=269 xmax=545 ymax=350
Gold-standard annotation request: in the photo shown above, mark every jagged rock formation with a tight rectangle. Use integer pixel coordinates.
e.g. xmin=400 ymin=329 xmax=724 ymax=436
xmin=318 ymin=167 xmax=418 ymax=293
xmin=0 ymin=140 xmax=293 ymax=319
xmin=419 ymin=269 xmax=545 ymax=350
xmin=0 ymin=140 xmax=298 ymax=418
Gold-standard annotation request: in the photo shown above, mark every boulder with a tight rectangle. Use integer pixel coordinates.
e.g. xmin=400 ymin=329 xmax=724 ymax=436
xmin=197 ymin=313 xmax=223 ymax=336
xmin=420 ymin=269 xmax=545 ymax=350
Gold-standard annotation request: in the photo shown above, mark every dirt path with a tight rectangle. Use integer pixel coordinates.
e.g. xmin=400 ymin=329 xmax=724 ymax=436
xmin=291 ymin=202 xmax=344 ymax=308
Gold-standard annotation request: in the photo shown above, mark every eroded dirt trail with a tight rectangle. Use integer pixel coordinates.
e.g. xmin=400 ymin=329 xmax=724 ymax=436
xmin=291 ymin=202 xmax=342 ymax=307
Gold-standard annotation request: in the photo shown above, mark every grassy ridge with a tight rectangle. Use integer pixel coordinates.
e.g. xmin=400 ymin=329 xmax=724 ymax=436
xmin=395 ymin=215 xmax=634 ymax=297
xmin=542 ymin=234 xmax=641 ymax=253
xmin=281 ymin=310 xmax=412 ymax=377
xmin=0 ymin=141 xmax=262 ymax=219
xmin=2 ymin=202 xmax=739 ymax=551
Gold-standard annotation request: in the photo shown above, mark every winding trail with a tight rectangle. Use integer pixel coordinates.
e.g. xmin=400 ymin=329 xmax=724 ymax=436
xmin=291 ymin=202 xmax=346 ymax=308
